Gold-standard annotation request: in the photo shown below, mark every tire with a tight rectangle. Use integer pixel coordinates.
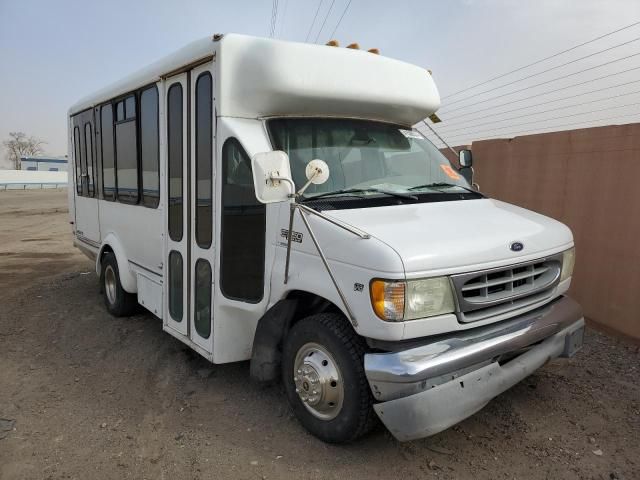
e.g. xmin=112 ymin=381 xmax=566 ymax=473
xmin=100 ymin=252 xmax=138 ymax=317
xmin=282 ymin=313 xmax=376 ymax=443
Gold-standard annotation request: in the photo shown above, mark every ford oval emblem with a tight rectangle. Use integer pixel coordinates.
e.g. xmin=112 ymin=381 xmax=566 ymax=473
xmin=510 ymin=241 xmax=524 ymax=252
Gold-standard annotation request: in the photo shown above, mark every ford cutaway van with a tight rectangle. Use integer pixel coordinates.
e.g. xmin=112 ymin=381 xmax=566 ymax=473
xmin=68 ymin=33 xmax=584 ymax=443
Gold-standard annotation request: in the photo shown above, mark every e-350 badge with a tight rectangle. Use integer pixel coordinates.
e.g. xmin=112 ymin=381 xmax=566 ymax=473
xmin=280 ymin=229 xmax=303 ymax=243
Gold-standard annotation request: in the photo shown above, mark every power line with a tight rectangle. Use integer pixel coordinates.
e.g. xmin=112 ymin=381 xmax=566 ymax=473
xmin=277 ymin=0 xmax=290 ymax=38
xmin=269 ymin=0 xmax=279 ymax=37
xmin=438 ymin=78 xmax=640 ymax=126
xmin=305 ymin=0 xmax=324 ymax=42
xmin=443 ymin=20 xmax=640 ymax=99
xmin=314 ymin=0 xmax=336 ymax=43
xmin=440 ymin=53 xmax=640 ymax=115
xmin=438 ymin=89 xmax=640 ymax=135
xmin=444 ymin=103 xmax=640 ymax=140
xmin=442 ymin=36 xmax=640 ymax=108
xmin=327 ymin=0 xmax=352 ymax=41
xmin=433 ymin=112 xmax=640 ymax=144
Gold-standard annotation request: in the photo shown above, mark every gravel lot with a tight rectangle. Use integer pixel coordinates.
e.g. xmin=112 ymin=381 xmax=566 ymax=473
xmin=1 ymin=189 xmax=639 ymax=480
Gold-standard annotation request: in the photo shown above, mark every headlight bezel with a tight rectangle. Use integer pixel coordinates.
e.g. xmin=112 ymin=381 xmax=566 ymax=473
xmin=560 ymin=246 xmax=575 ymax=282
xmin=370 ymin=276 xmax=456 ymax=322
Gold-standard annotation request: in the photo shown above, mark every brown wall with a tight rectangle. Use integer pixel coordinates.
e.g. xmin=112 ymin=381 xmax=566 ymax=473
xmin=455 ymin=123 xmax=640 ymax=339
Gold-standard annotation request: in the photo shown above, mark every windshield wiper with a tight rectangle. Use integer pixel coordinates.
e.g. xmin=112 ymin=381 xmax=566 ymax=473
xmin=303 ymin=187 xmax=418 ymax=202
xmin=408 ymin=182 xmax=479 ymax=194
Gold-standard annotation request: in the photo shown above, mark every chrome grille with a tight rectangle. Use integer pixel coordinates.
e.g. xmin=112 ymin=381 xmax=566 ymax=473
xmin=451 ymin=254 xmax=562 ymax=323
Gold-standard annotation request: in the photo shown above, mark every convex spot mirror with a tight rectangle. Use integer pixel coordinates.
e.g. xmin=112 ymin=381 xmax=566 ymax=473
xmin=459 ymin=149 xmax=473 ymax=168
xmin=251 ymin=151 xmax=294 ymax=204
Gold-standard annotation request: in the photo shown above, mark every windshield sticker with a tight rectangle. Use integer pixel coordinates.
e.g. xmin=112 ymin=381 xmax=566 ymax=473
xmin=440 ymin=164 xmax=461 ymax=180
xmin=400 ymin=129 xmax=424 ymax=139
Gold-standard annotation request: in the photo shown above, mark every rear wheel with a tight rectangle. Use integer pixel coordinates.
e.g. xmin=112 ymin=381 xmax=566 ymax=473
xmin=282 ymin=313 xmax=376 ymax=443
xmin=100 ymin=252 xmax=137 ymax=317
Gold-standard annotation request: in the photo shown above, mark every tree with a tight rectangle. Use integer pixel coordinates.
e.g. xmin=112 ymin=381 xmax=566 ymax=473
xmin=3 ymin=132 xmax=46 ymax=170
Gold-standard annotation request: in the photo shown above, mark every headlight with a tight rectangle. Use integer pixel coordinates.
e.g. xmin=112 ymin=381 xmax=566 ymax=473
xmin=560 ymin=247 xmax=575 ymax=282
xmin=370 ymin=277 xmax=455 ymax=322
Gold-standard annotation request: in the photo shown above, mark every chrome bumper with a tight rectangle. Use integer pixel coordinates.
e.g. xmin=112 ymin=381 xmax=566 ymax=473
xmin=364 ymin=296 xmax=584 ymax=441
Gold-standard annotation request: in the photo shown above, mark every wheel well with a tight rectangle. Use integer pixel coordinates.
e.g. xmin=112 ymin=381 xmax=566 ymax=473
xmin=249 ymin=290 xmax=350 ymax=384
xmin=98 ymin=244 xmax=114 ymax=273
xmin=284 ymin=290 xmax=342 ymax=327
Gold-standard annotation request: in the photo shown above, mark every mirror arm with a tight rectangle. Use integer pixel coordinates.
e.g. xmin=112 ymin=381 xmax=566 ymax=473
xmin=296 ymin=207 xmax=359 ymax=327
xmin=283 ymin=202 xmax=369 ymax=328
xmin=267 ymin=175 xmax=296 ymax=198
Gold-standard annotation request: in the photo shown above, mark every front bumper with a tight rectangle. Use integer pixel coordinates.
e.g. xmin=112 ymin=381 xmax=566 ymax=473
xmin=364 ymin=296 xmax=584 ymax=441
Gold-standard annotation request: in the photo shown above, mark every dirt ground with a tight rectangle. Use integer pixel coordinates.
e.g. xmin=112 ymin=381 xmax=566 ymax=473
xmin=0 ymin=189 xmax=639 ymax=480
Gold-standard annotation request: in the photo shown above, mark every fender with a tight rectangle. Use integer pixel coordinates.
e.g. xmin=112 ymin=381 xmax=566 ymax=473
xmin=97 ymin=233 xmax=137 ymax=294
xmin=250 ymin=298 xmax=299 ymax=383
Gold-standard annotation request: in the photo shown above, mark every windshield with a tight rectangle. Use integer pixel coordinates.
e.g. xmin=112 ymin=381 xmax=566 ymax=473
xmin=268 ymin=118 xmax=472 ymax=199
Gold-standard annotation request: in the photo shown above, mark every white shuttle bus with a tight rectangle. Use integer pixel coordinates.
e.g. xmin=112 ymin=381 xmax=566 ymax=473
xmin=68 ymin=34 xmax=584 ymax=443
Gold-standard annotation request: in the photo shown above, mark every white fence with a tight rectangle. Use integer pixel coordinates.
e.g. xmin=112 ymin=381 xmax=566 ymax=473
xmin=0 ymin=169 xmax=68 ymax=190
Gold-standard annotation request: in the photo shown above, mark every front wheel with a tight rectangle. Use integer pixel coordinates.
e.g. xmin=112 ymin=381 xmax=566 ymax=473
xmin=282 ymin=313 xmax=376 ymax=443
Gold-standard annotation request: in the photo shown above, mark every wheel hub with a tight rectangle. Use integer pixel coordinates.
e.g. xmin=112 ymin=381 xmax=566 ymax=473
xmin=293 ymin=343 xmax=343 ymax=420
xmin=104 ymin=265 xmax=117 ymax=305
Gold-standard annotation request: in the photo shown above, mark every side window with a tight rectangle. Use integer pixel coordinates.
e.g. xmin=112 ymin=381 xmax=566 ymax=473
xmin=140 ymin=86 xmax=159 ymax=207
xmin=168 ymin=250 xmax=183 ymax=322
xmin=84 ymin=123 xmax=95 ymax=197
xmin=100 ymin=104 xmax=116 ymax=201
xmin=115 ymin=95 xmax=139 ymax=203
xmin=194 ymin=259 xmax=212 ymax=338
xmin=195 ymin=73 xmax=213 ymax=248
xmin=73 ymin=126 xmax=82 ymax=195
xmin=167 ymin=83 xmax=183 ymax=241
xmin=220 ymin=138 xmax=266 ymax=302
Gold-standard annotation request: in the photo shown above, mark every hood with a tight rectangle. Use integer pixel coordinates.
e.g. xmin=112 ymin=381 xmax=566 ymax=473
xmin=327 ymin=198 xmax=573 ymax=276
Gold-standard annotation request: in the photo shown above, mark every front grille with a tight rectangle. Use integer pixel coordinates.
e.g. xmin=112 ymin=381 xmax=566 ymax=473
xmin=451 ymin=254 xmax=562 ymax=323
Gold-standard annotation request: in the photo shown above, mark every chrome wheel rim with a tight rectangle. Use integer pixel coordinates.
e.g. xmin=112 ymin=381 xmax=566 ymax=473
xmin=104 ymin=265 xmax=117 ymax=305
xmin=293 ymin=342 xmax=344 ymax=420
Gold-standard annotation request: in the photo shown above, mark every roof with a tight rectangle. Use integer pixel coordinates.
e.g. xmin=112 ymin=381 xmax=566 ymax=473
xmin=21 ymin=157 xmax=68 ymax=163
xmin=69 ymin=34 xmax=440 ymax=126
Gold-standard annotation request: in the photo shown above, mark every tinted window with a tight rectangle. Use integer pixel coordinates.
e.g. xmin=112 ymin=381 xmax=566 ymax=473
xmin=167 ymin=83 xmax=183 ymax=241
xmin=168 ymin=251 xmax=183 ymax=322
xmin=220 ymin=138 xmax=265 ymax=302
xmin=140 ymin=87 xmax=159 ymax=207
xmin=125 ymin=95 xmax=136 ymax=119
xmin=194 ymin=259 xmax=212 ymax=338
xmin=100 ymin=104 xmax=116 ymax=200
xmin=73 ymin=126 xmax=82 ymax=194
xmin=116 ymin=101 xmax=124 ymax=122
xmin=115 ymin=95 xmax=138 ymax=203
xmin=84 ymin=123 xmax=95 ymax=197
xmin=195 ymin=73 xmax=212 ymax=248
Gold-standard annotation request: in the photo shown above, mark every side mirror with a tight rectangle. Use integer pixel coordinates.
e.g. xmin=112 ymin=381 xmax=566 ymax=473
xmin=251 ymin=151 xmax=294 ymax=204
xmin=459 ymin=149 xmax=473 ymax=168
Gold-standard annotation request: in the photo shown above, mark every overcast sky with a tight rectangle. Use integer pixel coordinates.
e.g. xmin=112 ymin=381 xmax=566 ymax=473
xmin=1 ymin=0 xmax=640 ymax=166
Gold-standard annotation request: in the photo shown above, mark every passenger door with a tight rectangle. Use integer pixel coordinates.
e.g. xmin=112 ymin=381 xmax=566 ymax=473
xmin=164 ymin=73 xmax=189 ymax=337
xmin=189 ymin=63 xmax=215 ymax=354
xmin=72 ymin=109 xmax=100 ymax=244
xmin=164 ymin=64 xmax=216 ymax=356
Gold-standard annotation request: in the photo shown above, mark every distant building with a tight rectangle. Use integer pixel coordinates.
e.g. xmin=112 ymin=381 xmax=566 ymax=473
xmin=21 ymin=156 xmax=68 ymax=172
